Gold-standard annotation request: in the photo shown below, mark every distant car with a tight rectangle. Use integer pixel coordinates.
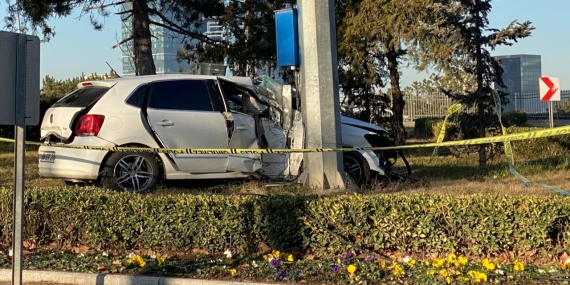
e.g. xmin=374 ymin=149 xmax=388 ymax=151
xmin=38 ymin=74 xmax=402 ymax=192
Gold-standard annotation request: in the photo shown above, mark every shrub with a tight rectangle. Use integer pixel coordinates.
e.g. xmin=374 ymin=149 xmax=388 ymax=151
xmin=412 ymin=117 xmax=443 ymax=139
xmin=503 ymin=110 xmax=527 ymax=126
xmin=3 ymin=187 xmax=570 ymax=260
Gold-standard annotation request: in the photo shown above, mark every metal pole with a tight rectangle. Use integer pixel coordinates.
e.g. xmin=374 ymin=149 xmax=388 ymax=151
xmin=297 ymin=0 xmax=345 ymax=189
xmin=12 ymin=34 xmax=27 ymax=285
xmin=549 ymin=101 xmax=554 ymax=128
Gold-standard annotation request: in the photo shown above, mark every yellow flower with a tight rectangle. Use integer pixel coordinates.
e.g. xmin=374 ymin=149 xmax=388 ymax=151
xmin=134 ymin=255 xmax=146 ymax=267
xmin=458 ymin=276 xmax=470 ymax=282
xmin=563 ymin=259 xmax=570 ymax=269
xmin=272 ymin=250 xmax=280 ymax=257
xmin=432 ymin=258 xmax=445 ymax=269
xmin=447 ymin=253 xmax=457 ymax=264
xmin=336 ymin=258 xmax=341 ymax=264
xmin=468 ymin=270 xmax=487 ymax=283
xmin=439 ymin=269 xmax=448 ymax=277
xmin=347 ymin=264 xmax=357 ymax=274
xmin=127 ymin=255 xmax=146 ymax=267
xmin=392 ymin=264 xmax=405 ymax=276
xmin=407 ymin=259 xmax=416 ymax=266
xmin=455 ymin=256 xmax=468 ymax=268
xmin=475 ymin=272 xmax=487 ymax=282
xmin=427 ymin=269 xmax=435 ymax=275
xmin=287 ymin=254 xmax=294 ymax=262
xmin=424 ymin=260 xmax=430 ymax=266
xmin=380 ymin=260 xmax=386 ymax=268
xmin=513 ymin=260 xmax=524 ymax=271
xmin=445 ymin=276 xmax=452 ymax=284
xmin=482 ymin=258 xmax=496 ymax=271
xmin=229 ymin=268 xmax=237 ymax=275
xmin=155 ymin=254 xmax=166 ymax=267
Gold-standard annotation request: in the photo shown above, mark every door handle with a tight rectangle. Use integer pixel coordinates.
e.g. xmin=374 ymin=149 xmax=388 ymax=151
xmin=236 ymin=124 xmax=248 ymax=131
xmin=157 ymin=120 xmax=174 ymax=127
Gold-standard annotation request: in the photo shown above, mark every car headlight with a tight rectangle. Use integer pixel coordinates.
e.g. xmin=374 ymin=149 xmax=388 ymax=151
xmin=364 ymin=132 xmax=398 ymax=168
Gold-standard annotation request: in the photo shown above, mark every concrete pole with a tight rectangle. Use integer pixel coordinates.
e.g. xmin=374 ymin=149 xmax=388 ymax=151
xmin=297 ymin=0 xmax=345 ymax=189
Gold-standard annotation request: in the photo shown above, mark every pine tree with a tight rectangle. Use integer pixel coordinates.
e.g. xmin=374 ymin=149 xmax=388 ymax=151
xmin=422 ymin=0 xmax=534 ymax=167
xmin=336 ymin=0 xmax=438 ymax=145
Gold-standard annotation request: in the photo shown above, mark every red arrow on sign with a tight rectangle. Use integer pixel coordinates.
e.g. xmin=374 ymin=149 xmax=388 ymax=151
xmin=540 ymin=77 xmax=559 ymax=101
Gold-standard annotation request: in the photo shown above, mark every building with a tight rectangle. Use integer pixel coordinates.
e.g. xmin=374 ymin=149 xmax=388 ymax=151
xmin=495 ymin=54 xmax=543 ymax=113
xmin=120 ymin=4 xmax=193 ymax=76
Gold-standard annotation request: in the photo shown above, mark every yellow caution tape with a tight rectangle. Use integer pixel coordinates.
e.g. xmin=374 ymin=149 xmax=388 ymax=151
xmin=431 ymin=102 xmax=463 ymax=159
xmin=489 ymin=91 xmax=570 ymax=195
xmin=1 ymin=124 xmax=570 ymax=154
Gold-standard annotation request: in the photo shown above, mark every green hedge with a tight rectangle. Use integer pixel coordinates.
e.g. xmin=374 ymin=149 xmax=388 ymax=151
xmin=412 ymin=117 xmax=444 ymax=139
xmin=3 ymin=187 xmax=570 ymax=259
xmin=508 ymin=126 xmax=570 ymax=159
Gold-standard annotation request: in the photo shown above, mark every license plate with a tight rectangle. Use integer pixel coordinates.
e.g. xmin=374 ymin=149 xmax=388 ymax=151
xmin=39 ymin=152 xmax=56 ymax=163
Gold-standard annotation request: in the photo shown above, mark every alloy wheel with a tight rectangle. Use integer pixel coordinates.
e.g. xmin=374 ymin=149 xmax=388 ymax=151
xmin=343 ymin=154 xmax=363 ymax=185
xmin=113 ymin=155 xmax=155 ymax=192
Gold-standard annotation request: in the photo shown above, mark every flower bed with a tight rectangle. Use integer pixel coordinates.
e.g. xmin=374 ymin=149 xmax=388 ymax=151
xmin=1 ymin=249 xmax=569 ymax=284
xmin=0 ymin=187 xmax=569 ymax=283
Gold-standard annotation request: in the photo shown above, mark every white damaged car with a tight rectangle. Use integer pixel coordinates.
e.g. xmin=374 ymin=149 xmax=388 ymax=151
xmin=38 ymin=74 xmax=408 ymax=192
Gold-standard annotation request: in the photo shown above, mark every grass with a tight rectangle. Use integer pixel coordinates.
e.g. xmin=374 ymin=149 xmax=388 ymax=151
xmin=1 ymin=130 xmax=569 ymax=197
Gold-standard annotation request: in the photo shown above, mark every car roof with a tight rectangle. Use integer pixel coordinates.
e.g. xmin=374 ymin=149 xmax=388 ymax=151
xmin=77 ymin=74 xmax=253 ymax=88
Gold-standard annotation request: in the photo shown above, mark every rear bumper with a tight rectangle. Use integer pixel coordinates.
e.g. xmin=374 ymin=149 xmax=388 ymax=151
xmin=38 ymin=137 xmax=112 ymax=181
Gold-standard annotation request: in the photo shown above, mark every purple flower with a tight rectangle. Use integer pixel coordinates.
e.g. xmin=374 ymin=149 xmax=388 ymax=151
xmin=366 ymin=256 xmax=376 ymax=261
xmin=276 ymin=271 xmax=288 ymax=281
xmin=269 ymin=258 xmax=281 ymax=268
xmin=345 ymin=252 xmax=353 ymax=259
xmin=331 ymin=264 xmax=342 ymax=273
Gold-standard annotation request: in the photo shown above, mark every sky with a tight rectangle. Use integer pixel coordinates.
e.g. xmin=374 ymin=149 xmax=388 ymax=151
xmin=0 ymin=0 xmax=568 ymax=89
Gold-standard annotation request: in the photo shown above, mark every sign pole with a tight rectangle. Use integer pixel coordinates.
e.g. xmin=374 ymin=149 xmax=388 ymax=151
xmin=549 ymin=101 xmax=554 ymax=128
xmin=12 ymin=34 xmax=27 ymax=285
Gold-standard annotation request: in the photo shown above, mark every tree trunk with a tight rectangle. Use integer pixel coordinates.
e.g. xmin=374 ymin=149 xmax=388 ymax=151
xmin=475 ymin=10 xmax=486 ymax=168
xmin=386 ymin=45 xmax=406 ymax=146
xmin=131 ymin=0 xmax=156 ymax=76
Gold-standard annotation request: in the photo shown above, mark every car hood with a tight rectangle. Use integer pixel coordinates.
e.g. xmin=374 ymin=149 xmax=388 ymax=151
xmin=340 ymin=116 xmax=387 ymax=133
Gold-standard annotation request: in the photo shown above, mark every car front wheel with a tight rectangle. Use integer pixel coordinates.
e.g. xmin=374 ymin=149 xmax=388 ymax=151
xmin=100 ymin=152 xmax=160 ymax=193
xmin=343 ymin=152 xmax=370 ymax=186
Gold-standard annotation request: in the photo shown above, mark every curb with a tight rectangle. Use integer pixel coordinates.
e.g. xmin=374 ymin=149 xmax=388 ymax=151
xmin=0 ymin=269 xmax=273 ymax=285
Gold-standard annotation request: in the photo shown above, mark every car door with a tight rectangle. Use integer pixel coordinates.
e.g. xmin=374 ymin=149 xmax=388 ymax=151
xmin=145 ymin=79 xmax=229 ymax=173
xmin=216 ymin=79 xmax=263 ymax=173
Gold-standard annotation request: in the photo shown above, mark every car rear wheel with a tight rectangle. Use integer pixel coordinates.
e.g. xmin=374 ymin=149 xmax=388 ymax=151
xmin=343 ymin=152 xmax=370 ymax=186
xmin=100 ymin=152 xmax=160 ymax=193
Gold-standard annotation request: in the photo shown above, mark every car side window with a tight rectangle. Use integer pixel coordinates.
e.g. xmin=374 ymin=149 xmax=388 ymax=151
xmin=125 ymin=84 xmax=148 ymax=108
xmin=148 ymin=80 xmax=213 ymax=111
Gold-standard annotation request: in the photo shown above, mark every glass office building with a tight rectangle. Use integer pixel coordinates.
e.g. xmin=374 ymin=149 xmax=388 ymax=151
xmin=120 ymin=4 xmax=193 ymax=76
xmin=120 ymin=4 xmax=226 ymax=77
xmin=495 ymin=54 xmax=543 ymax=113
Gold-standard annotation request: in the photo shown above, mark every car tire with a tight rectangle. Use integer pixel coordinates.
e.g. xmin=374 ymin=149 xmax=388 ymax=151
xmin=343 ymin=152 xmax=370 ymax=186
xmin=100 ymin=152 xmax=160 ymax=193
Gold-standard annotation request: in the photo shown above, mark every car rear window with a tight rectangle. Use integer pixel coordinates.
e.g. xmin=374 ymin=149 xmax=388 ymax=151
xmin=148 ymin=80 xmax=213 ymax=111
xmin=125 ymin=84 xmax=148 ymax=108
xmin=52 ymin=87 xmax=110 ymax=108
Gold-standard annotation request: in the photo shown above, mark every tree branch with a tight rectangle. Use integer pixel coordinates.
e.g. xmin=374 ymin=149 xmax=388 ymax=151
xmin=144 ymin=7 xmax=223 ymax=46
xmin=83 ymin=1 xmax=126 ymax=11
xmin=112 ymin=36 xmax=134 ymax=49
xmin=115 ymin=9 xmax=133 ymax=16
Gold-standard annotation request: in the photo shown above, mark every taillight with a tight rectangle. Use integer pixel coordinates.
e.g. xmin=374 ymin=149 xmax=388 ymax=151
xmin=74 ymin=115 xmax=105 ymax=136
